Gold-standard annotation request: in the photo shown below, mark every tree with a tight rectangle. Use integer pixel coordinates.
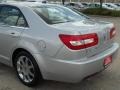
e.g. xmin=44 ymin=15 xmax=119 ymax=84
xmin=100 ymin=0 xmax=103 ymax=8
xmin=62 ymin=0 xmax=65 ymax=5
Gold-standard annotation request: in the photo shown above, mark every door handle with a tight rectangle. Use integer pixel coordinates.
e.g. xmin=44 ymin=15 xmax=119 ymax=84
xmin=10 ymin=32 xmax=15 ymax=35
xmin=7 ymin=31 xmax=19 ymax=37
xmin=10 ymin=32 xmax=19 ymax=37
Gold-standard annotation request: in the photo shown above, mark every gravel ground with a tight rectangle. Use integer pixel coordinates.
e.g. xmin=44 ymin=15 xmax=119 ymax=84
xmin=0 ymin=16 xmax=120 ymax=90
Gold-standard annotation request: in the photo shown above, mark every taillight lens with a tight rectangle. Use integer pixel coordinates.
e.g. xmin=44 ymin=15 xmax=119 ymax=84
xmin=110 ymin=27 xmax=116 ymax=39
xmin=59 ymin=33 xmax=98 ymax=50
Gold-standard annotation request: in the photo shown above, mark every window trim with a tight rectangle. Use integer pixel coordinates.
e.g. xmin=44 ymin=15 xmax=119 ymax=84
xmin=0 ymin=4 xmax=29 ymax=28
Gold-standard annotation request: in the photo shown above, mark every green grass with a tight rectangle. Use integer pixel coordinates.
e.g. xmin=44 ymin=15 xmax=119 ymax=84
xmin=81 ymin=8 xmax=120 ymax=17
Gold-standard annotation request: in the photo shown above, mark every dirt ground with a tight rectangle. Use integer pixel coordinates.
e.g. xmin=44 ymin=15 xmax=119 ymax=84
xmin=0 ymin=16 xmax=120 ymax=90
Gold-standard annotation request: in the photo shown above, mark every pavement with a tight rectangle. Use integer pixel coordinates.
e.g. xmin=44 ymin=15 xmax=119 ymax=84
xmin=0 ymin=16 xmax=120 ymax=90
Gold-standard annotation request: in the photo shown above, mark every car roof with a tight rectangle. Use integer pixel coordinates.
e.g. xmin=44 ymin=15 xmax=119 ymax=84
xmin=0 ymin=1 xmax=58 ymax=8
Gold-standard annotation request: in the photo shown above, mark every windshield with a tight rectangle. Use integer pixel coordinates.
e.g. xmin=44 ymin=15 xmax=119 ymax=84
xmin=32 ymin=5 xmax=87 ymax=24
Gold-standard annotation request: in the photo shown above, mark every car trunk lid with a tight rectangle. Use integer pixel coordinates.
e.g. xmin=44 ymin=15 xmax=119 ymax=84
xmin=76 ymin=20 xmax=114 ymax=57
xmin=52 ymin=19 xmax=115 ymax=59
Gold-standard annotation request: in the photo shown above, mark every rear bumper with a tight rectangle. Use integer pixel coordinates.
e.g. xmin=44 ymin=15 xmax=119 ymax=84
xmin=35 ymin=43 xmax=119 ymax=83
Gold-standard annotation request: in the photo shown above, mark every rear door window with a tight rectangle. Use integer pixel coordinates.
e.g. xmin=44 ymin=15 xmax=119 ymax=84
xmin=0 ymin=5 xmax=28 ymax=27
xmin=0 ymin=6 xmax=20 ymax=26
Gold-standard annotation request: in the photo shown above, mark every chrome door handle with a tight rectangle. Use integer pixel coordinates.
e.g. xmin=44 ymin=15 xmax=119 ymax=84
xmin=10 ymin=32 xmax=15 ymax=35
xmin=10 ymin=32 xmax=19 ymax=37
xmin=7 ymin=31 xmax=19 ymax=37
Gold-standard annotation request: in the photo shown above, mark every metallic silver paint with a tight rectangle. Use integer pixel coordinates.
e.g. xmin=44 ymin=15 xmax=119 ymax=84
xmin=0 ymin=2 xmax=119 ymax=83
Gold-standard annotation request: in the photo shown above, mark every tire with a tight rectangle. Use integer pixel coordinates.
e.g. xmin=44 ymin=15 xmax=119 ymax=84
xmin=14 ymin=51 xmax=43 ymax=87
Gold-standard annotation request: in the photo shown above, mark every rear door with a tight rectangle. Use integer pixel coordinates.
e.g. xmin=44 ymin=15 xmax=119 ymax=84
xmin=0 ymin=5 xmax=28 ymax=63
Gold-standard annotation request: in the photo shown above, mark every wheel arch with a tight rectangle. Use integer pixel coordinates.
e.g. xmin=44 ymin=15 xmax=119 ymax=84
xmin=12 ymin=48 xmax=31 ymax=67
xmin=11 ymin=44 xmax=46 ymax=79
xmin=12 ymin=48 xmax=44 ymax=86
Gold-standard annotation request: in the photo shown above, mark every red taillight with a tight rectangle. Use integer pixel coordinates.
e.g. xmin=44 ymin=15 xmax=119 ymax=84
xmin=110 ymin=27 xmax=116 ymax=39
xmin=59 ymin=33 xmax=98 ymax=50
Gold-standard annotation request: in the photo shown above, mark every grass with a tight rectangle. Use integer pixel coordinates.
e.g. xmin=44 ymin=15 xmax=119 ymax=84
xmin=81 ymin=8 xmax=120 ymax=17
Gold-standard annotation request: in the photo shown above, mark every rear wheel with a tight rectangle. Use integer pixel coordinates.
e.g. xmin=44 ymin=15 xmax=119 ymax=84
xmin=14 ymin=51 xmax=42 ymax=87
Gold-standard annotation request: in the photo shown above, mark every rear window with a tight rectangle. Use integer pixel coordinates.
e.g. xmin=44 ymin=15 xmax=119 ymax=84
xmin=32 ymin=6 xmax=87 ymax=24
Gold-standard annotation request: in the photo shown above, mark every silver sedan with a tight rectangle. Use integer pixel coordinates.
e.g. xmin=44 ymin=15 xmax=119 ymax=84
xmin=0 ymin=2 xmax=119 ymax=87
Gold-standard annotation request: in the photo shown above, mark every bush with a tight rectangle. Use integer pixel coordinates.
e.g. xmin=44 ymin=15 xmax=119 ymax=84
xmin=81 ymin=8 xmax=120 ymax=17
